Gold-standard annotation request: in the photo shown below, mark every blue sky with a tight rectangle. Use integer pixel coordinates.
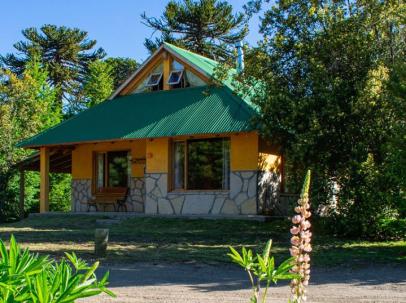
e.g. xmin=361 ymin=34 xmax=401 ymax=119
xmin=1 ymin=0 xmax=262 ymax=63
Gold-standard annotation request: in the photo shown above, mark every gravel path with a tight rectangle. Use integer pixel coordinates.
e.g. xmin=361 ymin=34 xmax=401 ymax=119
xmin=83 ymin=263 xmax=406 ymax=303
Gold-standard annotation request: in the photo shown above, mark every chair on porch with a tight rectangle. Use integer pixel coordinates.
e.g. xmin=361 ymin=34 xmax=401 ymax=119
xmin=88 ymin=187 xmax=129 ymax=212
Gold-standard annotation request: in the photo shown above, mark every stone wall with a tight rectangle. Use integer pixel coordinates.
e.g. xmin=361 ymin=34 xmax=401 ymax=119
xmin=145 ymin=171 xmax=258 ymax=216
xmin=72 ymin=179 xmax=92 ymax=212
xmin=71 ymin=178 xmax=145 ymax=212
xmin=126 ymin=177 xmax=145 ymax=212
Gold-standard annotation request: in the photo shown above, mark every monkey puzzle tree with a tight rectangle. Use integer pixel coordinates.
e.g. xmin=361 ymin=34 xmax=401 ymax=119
xmin=0 ymin=24 xmax=106 ymax=111
xmin=141 ymin=0 xmax=248 ymax=61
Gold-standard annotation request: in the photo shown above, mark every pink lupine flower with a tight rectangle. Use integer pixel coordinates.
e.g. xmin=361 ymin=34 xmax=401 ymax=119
xmin=290 ymin=247 xmax=300 ymax=256
xmin=290 ymin=170 xmax=312 ymax=303
xmin=292 ymin=215 xmax=302 ymax=224
xmin=290 ymin=226 xmax=300 ymax=235
xmin=290 ymin=236 xmax=300 ymax=246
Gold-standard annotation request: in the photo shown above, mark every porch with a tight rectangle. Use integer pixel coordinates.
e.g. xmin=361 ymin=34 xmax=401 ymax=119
xmin=18 ymin=134 xmax=291 ymax=216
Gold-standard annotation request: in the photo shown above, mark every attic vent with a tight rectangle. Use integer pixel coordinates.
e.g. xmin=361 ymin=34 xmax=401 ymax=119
xmin=167 ymin=70 xmax=183 ymax=85
xmin=145 ymin=73 xmax=163 ymax=87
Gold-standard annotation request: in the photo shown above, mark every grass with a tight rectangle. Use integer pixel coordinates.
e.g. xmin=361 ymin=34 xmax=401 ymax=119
xmin=0 ymin=214 xmax=404 ymax=267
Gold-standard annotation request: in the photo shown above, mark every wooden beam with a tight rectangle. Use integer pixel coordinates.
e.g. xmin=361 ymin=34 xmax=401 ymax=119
xmin=40 ymin=147 xmax=50 ymax=213
xmin=163 ymin=51 xmax=171 ymax=91
xmin=19 ymin=168 xmax=25 ymax=219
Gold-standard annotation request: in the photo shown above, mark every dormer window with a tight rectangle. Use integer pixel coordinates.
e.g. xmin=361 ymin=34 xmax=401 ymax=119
xmin=168 ymin=70 xmax=190 ymax=89
xmin=145 ymin=72 xmax=163 ymax=91
xmin=167 ymin=70 xmax=183 ymax=85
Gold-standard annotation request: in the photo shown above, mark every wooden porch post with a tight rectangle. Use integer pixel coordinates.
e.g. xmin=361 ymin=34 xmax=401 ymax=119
xmin=19 ymin=167 xmax=25 ymax=219
xmin=40 ymin=147 xmax=50 ymax=213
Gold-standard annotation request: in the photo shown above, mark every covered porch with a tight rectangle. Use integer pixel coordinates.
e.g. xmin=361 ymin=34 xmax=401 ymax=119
xmin=18 ymin=139 xmax=147 ymax=214
xmin=18 ymin=147 xmax=72 ymax=213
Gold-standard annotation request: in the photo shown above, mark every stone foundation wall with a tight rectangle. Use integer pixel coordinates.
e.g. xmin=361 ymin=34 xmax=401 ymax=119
xmin=126 ymin=177 xmax=145 ymax=212
xmin=71 ymin=178 xmax=145 ymax=212
xmin=72 ymin=179 xmax=92 ymax=212
xmin=145 ymin=171 xmax=258 ymax=216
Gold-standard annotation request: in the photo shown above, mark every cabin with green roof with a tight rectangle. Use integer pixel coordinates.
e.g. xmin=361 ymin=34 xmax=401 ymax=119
xmin=18 ymin=43 xmax=283 ymax=216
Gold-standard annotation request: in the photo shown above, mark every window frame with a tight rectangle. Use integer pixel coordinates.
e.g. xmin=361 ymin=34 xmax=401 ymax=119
xmin=93 ymin=150 xmax=130 ymax=193
xmin=170 ymin=137 xmax=230 ymax=192
xmin=167 ymin=70 xmax=184 ymax=85
xmin=145 ymin=72 xmax=163 ymax=87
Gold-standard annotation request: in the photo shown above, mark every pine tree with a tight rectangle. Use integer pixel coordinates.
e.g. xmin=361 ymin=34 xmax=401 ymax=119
xmin=141 ymin=0 xmax=248 ymax=61
xmin=0 ymin=25 xmax=105 ymax=109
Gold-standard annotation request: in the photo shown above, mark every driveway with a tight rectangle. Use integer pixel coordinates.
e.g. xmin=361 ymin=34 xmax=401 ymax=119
xmin=82 ymin=263 xmax=406 ymax=303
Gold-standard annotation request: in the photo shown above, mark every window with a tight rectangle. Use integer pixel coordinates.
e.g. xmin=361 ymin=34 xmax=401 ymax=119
xmin=167 ymin=70 xmax=183 ymax=85
xmin=172 ymin=138 xmax=230 ymax=190
xmin=145 ymin=73 xmax=163 ymax=91
xmin=94 ymin=151 xmax=130 ymax=191
xmin=146 ymin=73 xmax=162 ymax=86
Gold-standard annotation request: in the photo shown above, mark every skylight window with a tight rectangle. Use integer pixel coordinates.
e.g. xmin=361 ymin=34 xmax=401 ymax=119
xmin=145 ymin=73 xmax=163 ymax=87
xmin=167 ymin=70 xmax=183 ymax=85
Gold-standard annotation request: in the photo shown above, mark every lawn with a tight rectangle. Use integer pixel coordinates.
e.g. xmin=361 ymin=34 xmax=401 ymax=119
xmin=0 ymin=214 xmax=404 ymax=267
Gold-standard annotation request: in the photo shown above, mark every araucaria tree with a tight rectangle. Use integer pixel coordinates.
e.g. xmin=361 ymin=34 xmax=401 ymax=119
xmin=141 ymin=0 xmax=248 ymax=60
xmin=241 ymin=0 xmax=405 ymax=237
xmin=0 ymin=25 xmax=106 ymax=110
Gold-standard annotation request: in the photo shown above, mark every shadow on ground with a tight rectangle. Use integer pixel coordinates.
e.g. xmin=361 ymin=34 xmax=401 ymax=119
xmin=95 ymin=262 xmax=406 ymax=293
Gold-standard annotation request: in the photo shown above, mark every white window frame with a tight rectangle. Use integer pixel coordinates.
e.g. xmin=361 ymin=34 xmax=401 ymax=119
xmin=145 ymin=72 xmax=163 ymax=87
xmin=167 ymin=70 xmax=184 ymax=85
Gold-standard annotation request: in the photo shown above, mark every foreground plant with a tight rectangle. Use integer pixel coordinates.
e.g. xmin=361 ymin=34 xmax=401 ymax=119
xmin=228 ymin=239 xmax=298 ymax=303
xmin=0 ymin=235 xmax=115 ymax=302
xmin=289 ymin=170 xmax=312 ymax=302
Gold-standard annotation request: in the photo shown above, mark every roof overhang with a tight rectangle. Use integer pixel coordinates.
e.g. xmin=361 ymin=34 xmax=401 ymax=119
xmin=17 ymin=148 xmax=72 ymax=173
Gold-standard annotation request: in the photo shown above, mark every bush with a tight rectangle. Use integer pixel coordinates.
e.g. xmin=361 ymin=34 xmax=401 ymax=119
xmin=0 ymin=235 xmax=115 ymax=302
xmin=375 ymin=218 xmax=406 ymax=240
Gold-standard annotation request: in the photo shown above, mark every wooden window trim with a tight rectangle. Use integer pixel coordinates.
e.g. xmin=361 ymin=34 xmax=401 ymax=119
xmin=170 ymin=137 xmax=230 ymax=192
xmin=93 ymin=150 xmax=131 ymax=192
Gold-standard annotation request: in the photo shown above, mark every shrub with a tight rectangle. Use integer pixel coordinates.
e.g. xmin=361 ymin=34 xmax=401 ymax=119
xmin=0 ymin=235 xmax=115 ymax=302
xmin=376 ymin=218 xmax=406 ymax=240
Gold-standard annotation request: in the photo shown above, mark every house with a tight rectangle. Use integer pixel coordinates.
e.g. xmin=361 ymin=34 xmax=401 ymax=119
xmin=18 ymin=42 xmax=283 ymax=216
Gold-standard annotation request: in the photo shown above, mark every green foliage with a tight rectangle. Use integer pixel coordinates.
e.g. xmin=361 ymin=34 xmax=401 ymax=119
xmin=228 ymin=240 xmax=297 ymax=303
xmin=49 ymin=174 xmax=72 ymax=212
xmin=141 ymin=0 xmax=248 ymax=60
xmin=105 ymin=57 xmax=138 ymax=90
xmin=0 ymin=58 xmax=60 ymax=221
xmin=375 ymin=218 xmax=406 ymax=241
xmin=0 ymin=24 xmax=106 ymax=109
xmin=0 ymin=235 xmax=114 ymax=302
xmin=240 ymin=0 xmax=406 ymax=238
xmin=80 ymin=60 xmax=114 ymax=109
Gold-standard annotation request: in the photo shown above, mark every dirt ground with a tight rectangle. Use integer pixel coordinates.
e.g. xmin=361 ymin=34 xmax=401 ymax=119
xmin=82 ymin=263 xmax=406 ymax=303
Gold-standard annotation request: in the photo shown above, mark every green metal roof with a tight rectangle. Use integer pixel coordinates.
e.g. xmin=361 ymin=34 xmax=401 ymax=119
xmin=18 ymin=86 xmax=256 ymax=148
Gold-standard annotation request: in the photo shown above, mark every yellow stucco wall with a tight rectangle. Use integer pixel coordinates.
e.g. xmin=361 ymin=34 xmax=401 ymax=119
xmin=230 ymin=132 xmax=259 ymax=171
xmin=71 ymin=132 xmax=266 ymax=179
xmin=71 ymin=140 xmax=146 ymax=179
xmin=145 ymin=138 xmax=169 ymax=173
xmin=258 ymin=138 xmax=282 ymax=173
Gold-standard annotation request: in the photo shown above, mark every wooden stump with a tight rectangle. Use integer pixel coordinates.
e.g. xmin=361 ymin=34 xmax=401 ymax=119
xmin=94 ymin=228 xmax=109 ymax=257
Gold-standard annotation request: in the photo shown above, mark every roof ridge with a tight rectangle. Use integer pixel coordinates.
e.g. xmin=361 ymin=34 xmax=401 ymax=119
xmin=163 ymin=42 xmax=220 ymax=65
